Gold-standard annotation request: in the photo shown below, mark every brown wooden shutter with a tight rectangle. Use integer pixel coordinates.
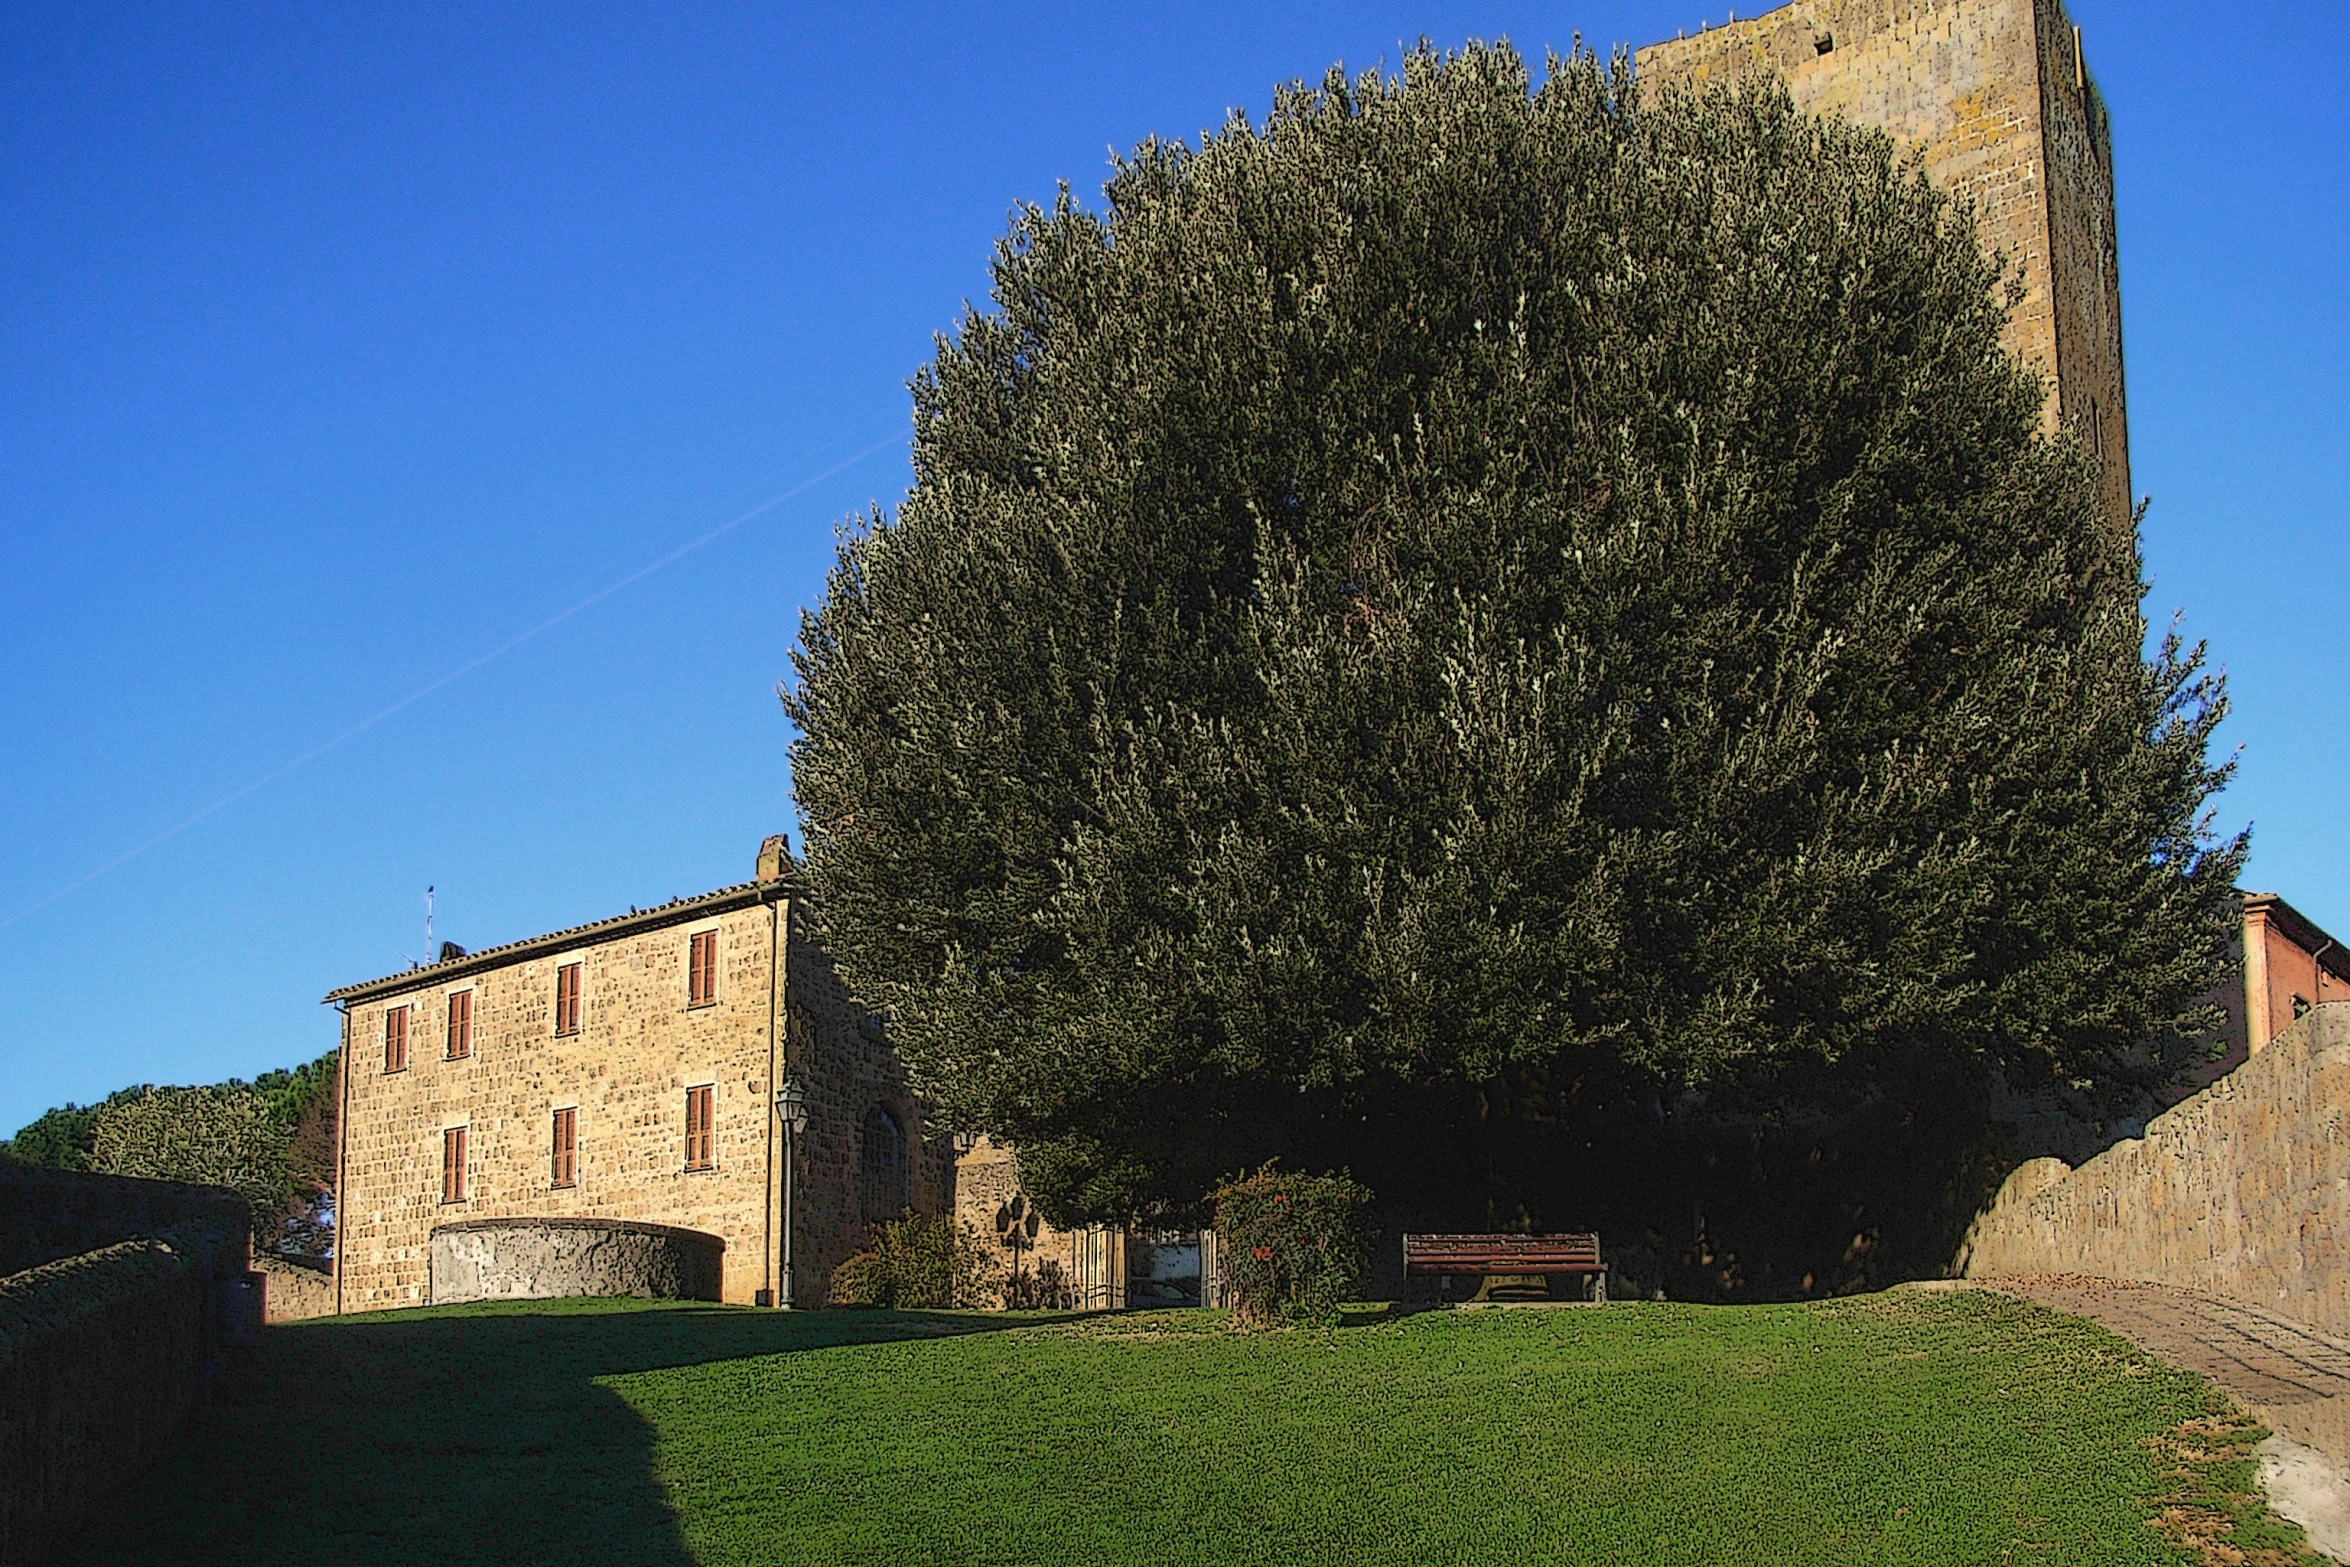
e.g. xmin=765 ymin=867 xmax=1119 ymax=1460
xmin=689 ymin=931 xmax=717 ymax=1007
xmin=552 ymin=1108 xmax=576 ymax=1186
xmin=443 ymin=1126 xmax=466 ymax=1203
xmin=685 ymin=1085 xmax=713 ymax=1169
xmin=556 ymin=964 xmax=581 ymax=1034
xmin=447 ymin=991 xmax=471 ymax=1058
xmin=386 ymin=1007 xmax=407 ymax=1072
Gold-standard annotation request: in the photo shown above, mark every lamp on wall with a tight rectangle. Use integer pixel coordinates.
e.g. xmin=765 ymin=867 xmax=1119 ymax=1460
xmin=775 ymin=1074 xmax=809 ymax=1309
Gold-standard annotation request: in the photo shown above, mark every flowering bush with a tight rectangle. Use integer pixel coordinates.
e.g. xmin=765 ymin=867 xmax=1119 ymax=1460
xmin=1211 ymin=1166 xmax=1373 ymax=1328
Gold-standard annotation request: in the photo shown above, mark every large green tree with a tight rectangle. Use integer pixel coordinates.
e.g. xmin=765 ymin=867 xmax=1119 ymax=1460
xmin=785 ymin=47 xmax=2242 ymax=1225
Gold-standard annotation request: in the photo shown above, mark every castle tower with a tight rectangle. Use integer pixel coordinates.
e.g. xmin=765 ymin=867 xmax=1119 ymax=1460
xmin=1638 ymin=0 xmax=2130 ymax=537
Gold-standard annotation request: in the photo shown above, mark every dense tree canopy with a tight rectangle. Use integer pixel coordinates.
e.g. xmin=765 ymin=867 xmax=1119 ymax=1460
xmin=3 ymin=1049 xmax=340 ymax=1254
xmin=785 ymin=47 xmax=2241 ymax=1224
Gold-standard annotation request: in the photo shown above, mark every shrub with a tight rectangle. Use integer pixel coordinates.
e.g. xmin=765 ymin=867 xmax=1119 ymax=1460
xmin=827 ymin=1252 xmax=890 ymax=1308
xmin=1005 ymin=1258 xmax=1074 ymax=1311
xmin=826 ymin=1213 xmax=1001 ymax=1309
xmin=1212 ymin=1166 xmax=1373 ymax=1328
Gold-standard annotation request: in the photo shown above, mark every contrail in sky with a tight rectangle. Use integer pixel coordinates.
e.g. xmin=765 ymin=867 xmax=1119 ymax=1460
xmin=0 ymin=431 xmax=905 ymax=934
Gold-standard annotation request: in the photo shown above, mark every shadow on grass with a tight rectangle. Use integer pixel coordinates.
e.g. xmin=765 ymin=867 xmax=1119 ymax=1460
xmin=69 ymin=1301 xmax=1048 ymax=1567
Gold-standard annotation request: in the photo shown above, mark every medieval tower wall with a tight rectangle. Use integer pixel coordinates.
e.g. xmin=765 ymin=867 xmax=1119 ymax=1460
xmin=1637 ymin=0 xmax=2131 ymax=535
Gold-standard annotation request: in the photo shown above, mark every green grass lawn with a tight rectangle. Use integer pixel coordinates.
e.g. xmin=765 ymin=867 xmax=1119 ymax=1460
xmin=71 ymin=1290 xmax=2315 ymax=1566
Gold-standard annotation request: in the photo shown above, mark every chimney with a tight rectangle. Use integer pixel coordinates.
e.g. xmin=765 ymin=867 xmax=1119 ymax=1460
xmin=756 ymin=833 xmax=790 ymax=883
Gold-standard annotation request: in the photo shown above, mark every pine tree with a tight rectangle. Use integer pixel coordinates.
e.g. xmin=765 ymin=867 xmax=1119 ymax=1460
xmin=784 ymin=46 xmax=2243 ymax=1225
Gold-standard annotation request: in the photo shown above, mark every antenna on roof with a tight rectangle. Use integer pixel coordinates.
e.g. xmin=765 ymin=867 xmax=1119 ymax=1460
xmin=426 ymin=886 xmax=435 ymax=961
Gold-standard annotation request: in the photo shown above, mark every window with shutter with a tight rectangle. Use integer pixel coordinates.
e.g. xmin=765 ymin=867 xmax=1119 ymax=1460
xmin=385 ymin=1007 xmax=408 ymax=1073
xmin=551 ymin=1108 xmax=576 ymax=1187
xmin=685 ymin=1085 xmax=714 ymax=1170
xmin=860 ymin=1105 xmax=907 ymax=1220
xmin=446 ymin=990 xmax=472 ymax=1059
xmin=554 ymin=963 xmax=582 ymax=1036
xmin=442 ymin=1126 xmax=467 ymax=1203
xmin=688 ymin=931 xmax=718 ymax=1008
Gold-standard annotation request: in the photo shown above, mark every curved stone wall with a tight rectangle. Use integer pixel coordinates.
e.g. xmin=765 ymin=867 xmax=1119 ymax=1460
xmin=427 ymin=1219 xmax=723 ymax=1306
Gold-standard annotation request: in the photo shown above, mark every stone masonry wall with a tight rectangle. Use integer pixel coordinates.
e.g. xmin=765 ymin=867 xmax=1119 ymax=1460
xmin=2029 ymin=0 xmax=2130 ymax=532
xmin=427 ymin=1218 xmax=723 ymax=1305
xmin=0 ymin=1164 xmax=251 ymax=1281
xmin=0 ymin=1238 xmax=208 ymax=1567
xmin=779 ymin=920 xmax=953 ymax=1303
xmin=256 ymin=1254 xmax=335 ymax=1323
xmin=1962 ymin=1004 xmax=2350 ymax=1337
xmin=953 ymin=1136 xmax=1082 ymax=1306
xmin=336 ymin=874 xmax=946 ymax=1312
xmin=1637 ymin=0 xmax=2131 ymax=535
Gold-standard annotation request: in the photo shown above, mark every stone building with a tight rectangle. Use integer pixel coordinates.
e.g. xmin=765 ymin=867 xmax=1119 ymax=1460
xmin=1637 ymin=0 xmax=2131 ymax=536
xmin=324 ymin=836 xmax=950 ymax=1312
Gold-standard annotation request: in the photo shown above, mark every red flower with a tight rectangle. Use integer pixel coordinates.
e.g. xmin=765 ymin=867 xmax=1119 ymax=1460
xmin=1251 ymin=1245 xmax=1274 ymax=1260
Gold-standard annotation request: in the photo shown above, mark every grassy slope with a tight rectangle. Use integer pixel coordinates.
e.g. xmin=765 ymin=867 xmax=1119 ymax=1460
xmin=73 ymin=1291 xmax=2301 ymax=1566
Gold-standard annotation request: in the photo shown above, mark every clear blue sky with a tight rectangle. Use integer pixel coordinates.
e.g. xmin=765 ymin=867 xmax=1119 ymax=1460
xmin=2 ymin=1 xmax=2343 ymax=1135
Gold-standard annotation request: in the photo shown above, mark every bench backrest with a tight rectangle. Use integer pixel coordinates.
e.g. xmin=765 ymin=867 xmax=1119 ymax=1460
xmin=1402 ymin=1232 xmax=1601 ymax=1273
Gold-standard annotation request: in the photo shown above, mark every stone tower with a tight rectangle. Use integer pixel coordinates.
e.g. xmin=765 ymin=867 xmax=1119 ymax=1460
xmin=1638 ymin=0 xmax=2130 ymax=537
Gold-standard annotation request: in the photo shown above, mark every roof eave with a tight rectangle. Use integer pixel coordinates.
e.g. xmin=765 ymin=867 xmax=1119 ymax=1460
xmin=321 ymin=876 xmax=795 ymax=1007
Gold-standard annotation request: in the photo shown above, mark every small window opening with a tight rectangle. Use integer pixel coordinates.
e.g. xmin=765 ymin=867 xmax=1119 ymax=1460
xmin=684 ymin=1085 xmax=715 ymax=1171
xmin=1814 ymin=31 xmax=1834 ymax=55
xmin=554 ymin=963 xmax=583 ymax=1036
xmin=860 ymin=1105 xmax=908 ymax=1220
xmin=385 ymin=1006 xmax=409 ymax=1073
xmin=446 ymin=990 xmax=472 ymax=1059
xmin=688 ymin=930 xmax=718 ymax=1008
xmin=551 ymin=1108 xmax=577 ymax=1187
xmin=442 ymin=1126 xmax=468 ymax=1204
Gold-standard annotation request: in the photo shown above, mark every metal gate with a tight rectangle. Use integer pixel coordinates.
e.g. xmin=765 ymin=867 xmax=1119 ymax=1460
xmin=1072 ymin=1225 xmax=1127 ymax=1310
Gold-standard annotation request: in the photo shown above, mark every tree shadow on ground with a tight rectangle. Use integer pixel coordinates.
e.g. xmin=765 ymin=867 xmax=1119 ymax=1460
xmin=68 ymin=1300 xmax=1050 ymax=1567
xmin=1348 ymin=1049 xmax=2042 ymax=1305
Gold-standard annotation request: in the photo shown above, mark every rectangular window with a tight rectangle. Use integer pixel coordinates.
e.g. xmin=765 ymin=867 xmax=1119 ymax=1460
xmin=554 ymin=963 xmax=582 ymax=1036
xmin=446 ymin=990 xmax=473 ymax=1059
xmin=442 ymin=1126 xmax=468 ymax=1203
xmin=685 ymin=1084 xmax=714 ymax=1171
xmin=688 ymin=930 xmax=718 ymax=1008
xmin=551 ymin=1107 xmax=577 ymax=1188
xmin=385 ymin=1006 xmax=409 ymax=1073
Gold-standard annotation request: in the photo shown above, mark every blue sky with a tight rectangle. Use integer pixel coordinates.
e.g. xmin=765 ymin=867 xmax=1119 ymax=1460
xmin=1 ymin=1 xmax=2343 ymax=1135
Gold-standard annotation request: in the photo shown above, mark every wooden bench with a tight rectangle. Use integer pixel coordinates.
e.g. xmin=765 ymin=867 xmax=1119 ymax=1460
xmin=1403 ymin=1232 xmax=1607 ymax=1303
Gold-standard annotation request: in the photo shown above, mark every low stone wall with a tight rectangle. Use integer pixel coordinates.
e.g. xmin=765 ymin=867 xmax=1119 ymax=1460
xmin=428 ymin=1218 xmax=724 ymax=1305
xmin=0 ymin=1237 xmax=209 ymax=1567
xmin=257 ymin=1254 xmax=336 ymax=1322
xmin=0 ymin=1164 xmax=251 ymax=1279
xmin=1963 ymin=1004 xmax=2350 ymax=1337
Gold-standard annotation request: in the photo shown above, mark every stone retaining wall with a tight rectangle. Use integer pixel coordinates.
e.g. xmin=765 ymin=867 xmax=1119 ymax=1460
xmin=1963 ymin=1004 xmax=2350 ymax=1336
xmin=0 ymin=1164 xmax=250 ymax=1279
xmin=0 ymin=1237 xmax=209 ymax=1567
xmin=257 ymin=1254 xmax=336 ymax=1322
xmin=428 ymin=1218 xmax=723 ymax=1305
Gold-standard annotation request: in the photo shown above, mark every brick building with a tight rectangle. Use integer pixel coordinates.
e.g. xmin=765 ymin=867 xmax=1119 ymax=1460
xmin=324 ymin=836 xmax=951 ymax=1312
xmin=1638 ymin=0 xmax=2131 ymax=536
xmin=2205 ymin=893 xmax=2350 ymax=1078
